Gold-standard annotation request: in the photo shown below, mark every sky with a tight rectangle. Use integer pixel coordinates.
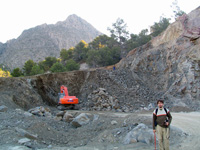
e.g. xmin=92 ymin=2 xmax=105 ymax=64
xmin=0 ymin=0 xmax=200 ymax=43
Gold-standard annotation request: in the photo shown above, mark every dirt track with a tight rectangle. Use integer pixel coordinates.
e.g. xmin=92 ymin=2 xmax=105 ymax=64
xmin=170 ymin=112 xmax=200 ymax=150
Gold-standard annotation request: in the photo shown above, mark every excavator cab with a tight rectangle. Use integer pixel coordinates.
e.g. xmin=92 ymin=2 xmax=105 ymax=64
xmin=58 ymin=85 xmax=79 ymax=105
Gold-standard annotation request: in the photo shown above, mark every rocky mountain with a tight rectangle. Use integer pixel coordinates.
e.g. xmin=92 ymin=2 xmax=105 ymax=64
xmin=0 ymin=14 xmax=102 ymax=70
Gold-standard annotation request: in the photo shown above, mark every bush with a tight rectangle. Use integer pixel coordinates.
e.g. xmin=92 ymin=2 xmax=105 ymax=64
xmin=30 ymin=65 xmax=44 ymax=75
xmin=65 ymin=59 xmax=80 ymax=71
xmin=50 ymin=62 xmax=66 ymax=73
xmin=11 ymin=68 xmax=23 ymax=77
xmin=23 ymin=60 xmax=36 ymax=76
xmin=0 ymin=68 xmax=11 ymax=77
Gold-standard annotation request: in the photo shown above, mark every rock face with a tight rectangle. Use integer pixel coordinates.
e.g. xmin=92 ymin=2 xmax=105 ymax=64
xmin=0 ymin=14 xmax=102 ymax=70
xmin=117 ymin=6 xmax=200 ymax=110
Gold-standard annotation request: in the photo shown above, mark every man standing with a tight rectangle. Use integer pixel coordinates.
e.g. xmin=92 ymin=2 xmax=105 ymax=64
xmin=153 ymin=99 xmax=172 ymax=150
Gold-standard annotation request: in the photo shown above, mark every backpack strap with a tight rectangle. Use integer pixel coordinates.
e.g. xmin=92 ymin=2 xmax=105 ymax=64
xmin=155 ymin=107 xmax=168 ymax=115
xmin=155 ymin=108 xmax=158 ymax=115
xmin=164 ymin=107 xmax=168 ymax=114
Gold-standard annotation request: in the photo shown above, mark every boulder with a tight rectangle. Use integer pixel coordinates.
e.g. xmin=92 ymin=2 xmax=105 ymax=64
xmin=123 ymin=123 xmax=153 ymax=145
xmin=63 ymin=112 xmax=74 ymax=123
xmin=56 ymin=111 xmax=66 ymax=117
xmin=15 ymin=127 xmax=38 ymax=140
xmin=24 ymin=112 xmax=33 ymax=117
xmin=71 ymin=113 xmax=91 ymax=128
xmin=18 ymin=138 xmax=31 ymax=145
xmin=111 ymin=120 xmax=118 ymax=125
xmin=54 ymin=116 xmax=62 ymax=121
xmin=0 ymin=105 xmax=8 ymax=112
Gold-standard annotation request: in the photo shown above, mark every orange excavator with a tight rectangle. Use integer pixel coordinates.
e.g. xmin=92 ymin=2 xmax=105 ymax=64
xmin=58 ymin=85 xmax=79 ymax=109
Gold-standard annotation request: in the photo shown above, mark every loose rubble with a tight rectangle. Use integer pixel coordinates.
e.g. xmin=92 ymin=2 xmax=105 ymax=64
xmin=86 ymin=88 xmax=120 ymax=111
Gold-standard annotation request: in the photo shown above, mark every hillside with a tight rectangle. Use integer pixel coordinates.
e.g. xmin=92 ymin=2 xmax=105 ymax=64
xmin=0 ymin=14 xmax=102 ymax=70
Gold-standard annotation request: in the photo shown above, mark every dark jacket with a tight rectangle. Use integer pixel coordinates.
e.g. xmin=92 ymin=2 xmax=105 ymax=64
xmin=153 ymin=107 xmax=172 ymax=130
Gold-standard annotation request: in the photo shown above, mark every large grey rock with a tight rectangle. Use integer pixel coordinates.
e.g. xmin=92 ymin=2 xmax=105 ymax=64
xmin=18 ymin=138 xmax=31 ymax=145
xmin=56 ymin=111 xmax=66 ymax=117
xmin=71 ymin=113 xmax=91 ymax=128
xmin=0 ymin=105 xmax=8 ymax=112
xmin=123 ymin=123 xmax=153 ymax=145
xmin=15 ymin=127 xmax=38 ymax=140
xmin=63 ymin=112 xmax=74 ymax=123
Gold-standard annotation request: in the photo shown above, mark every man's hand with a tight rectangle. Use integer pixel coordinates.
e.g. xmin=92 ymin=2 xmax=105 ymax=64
xmin=153 ymin=130 xmax=156 ymax=133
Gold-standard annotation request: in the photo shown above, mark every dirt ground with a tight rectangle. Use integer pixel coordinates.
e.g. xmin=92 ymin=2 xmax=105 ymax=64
xmin=0 ymin=105 xmax=199 ymax=150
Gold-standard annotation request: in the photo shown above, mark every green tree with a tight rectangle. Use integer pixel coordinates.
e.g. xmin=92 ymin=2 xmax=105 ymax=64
xmin=125 ymin=34 xmax=139 ymax=51
xmin=60 ymin=47 xmax=74 ymax=61
xmin=60 ymin=49 xmax=68 ymax=61
xmin=39 ymin=57 xmax=58 ymax=71
xmin=137 ymin=29 xmax=151 ymax=46
xmin=30 ymin=65 xmax=44 ymax=75
xmin=125 ymin=29 xmax=151 ymax=52
xmin=87 ymin=47 xmax=121 ymax=67
xmin=65 ymin=59 xmax=80 ymax=71
xmin=86 ymin=50 xmax=101 ymax=67
xmin=109 ymin=47 xmax=121 ymax=64
xmin=107 ymin=18 xmax=129 ymax=49
xmin=23 ymin=60 xmax=36 ymax=76
xmin=97 ymin=47 xmax=116 ymax=66
xmin=171 ymin=0 xmax=186 ymax=19
xmin=89 ymin=35 xmax=119 ymax=50
xmin=50 ymin=62 xmax=66 ymax=73
xmin=73 ymin=40 xmax=89 ymax=62
xmin=150 ymin=17 xmax=170 ymax=37
xmin=11 ymin=68 xmax=23 ymax=77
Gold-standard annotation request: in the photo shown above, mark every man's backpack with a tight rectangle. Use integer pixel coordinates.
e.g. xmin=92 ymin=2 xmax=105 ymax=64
xmin=155 ymin=107 xmax=168 ymax=126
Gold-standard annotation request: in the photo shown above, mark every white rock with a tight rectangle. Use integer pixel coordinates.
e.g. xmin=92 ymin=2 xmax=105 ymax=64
xmin=111 ymin=120 xmax=118 ymax=125
xmin=24 ymin=112 xmax=33 ymax=117
xmin=18 ymin=138 xmax=31 ymax=144
xmin=0 ymin=105 xmax=8 ymax=112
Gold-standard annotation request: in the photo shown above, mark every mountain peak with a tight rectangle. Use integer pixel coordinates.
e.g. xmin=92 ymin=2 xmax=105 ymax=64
xmin=0 ymin=14 xmax=102 ymax=70
xmin=56 ymin=14 xmax=88 ymax=28
xmin=67 ymin=14 xmax=80 ymax=19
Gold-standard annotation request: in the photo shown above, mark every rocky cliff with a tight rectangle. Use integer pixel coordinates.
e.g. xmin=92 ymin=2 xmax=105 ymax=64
xmin=0 ymin=14 xmax=102 ymax=70
xmin=117 ymin=6 xmax=200 ymax=110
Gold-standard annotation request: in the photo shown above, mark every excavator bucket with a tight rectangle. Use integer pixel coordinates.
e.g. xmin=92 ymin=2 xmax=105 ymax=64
xmin=58 ymin=85 xmax=79 ymax=105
